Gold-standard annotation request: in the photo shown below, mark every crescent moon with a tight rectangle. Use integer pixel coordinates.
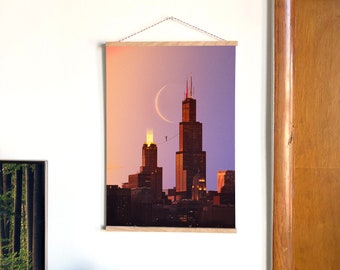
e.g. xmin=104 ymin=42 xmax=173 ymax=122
xmin=155 ymin=85 xmax=174 ymax=123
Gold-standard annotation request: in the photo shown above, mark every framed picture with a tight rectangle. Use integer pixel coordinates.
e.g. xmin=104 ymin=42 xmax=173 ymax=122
xmin=105 ymin=42 xmax=237 ymax=231
xmin=0 ymin=160 xmax=46 ymax=269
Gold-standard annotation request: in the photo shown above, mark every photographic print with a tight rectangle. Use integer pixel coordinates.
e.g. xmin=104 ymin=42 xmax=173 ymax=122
xmin=105 ymin=42 xmax=236 ymax=230
xmin=0 ymin=161 xmax=45 ymax=269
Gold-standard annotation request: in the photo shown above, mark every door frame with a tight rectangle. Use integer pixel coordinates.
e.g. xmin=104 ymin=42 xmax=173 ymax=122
xmin=273 ymin=0 xmax=294 ymax=269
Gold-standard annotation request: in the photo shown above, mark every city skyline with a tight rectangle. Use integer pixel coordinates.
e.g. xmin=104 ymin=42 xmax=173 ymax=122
xmin=106 ymin=44 xmax=235 ymax=190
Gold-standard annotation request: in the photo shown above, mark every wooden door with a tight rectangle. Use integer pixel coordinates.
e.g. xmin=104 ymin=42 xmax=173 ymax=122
xmin=274 ymin=0 xmax=340 ymax=269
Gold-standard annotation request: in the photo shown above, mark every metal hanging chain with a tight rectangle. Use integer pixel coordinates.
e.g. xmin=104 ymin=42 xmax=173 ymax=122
xmin=118 ymin=16 xmax=226 ymax=42
xmin=169 ymin=17 xmax=225 ymax=41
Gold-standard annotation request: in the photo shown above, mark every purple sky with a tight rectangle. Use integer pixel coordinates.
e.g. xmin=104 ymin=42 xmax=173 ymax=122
xmin=106 ymin=44 xmax=235 ymax=191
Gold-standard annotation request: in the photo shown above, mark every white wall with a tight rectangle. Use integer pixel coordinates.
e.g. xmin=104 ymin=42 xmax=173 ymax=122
xmin=0 ymin=0 xmax=271 ymax=269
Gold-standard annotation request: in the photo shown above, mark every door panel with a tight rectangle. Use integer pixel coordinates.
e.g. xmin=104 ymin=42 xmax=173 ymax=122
xmin=274 ymin=0 xmax=340 ymax=269
xmin=294 ymin=168 xmax=340 ymax=269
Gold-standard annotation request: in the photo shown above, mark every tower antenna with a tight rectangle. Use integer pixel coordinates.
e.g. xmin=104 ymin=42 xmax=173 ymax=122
xmin=185 ymin=78 xmax=188 ymax=99
xmin=190 ymin=75 xmax=193 ymax=98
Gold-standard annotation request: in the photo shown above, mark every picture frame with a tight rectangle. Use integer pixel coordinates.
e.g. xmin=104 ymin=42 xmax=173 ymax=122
xmin=0 ymin=160 xmax=46 ymax=269
xmin=105 ymin=41 xmax=237 ymax=232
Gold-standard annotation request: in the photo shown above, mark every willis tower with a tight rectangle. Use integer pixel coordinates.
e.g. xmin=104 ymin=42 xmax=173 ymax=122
xmin=176 ymin=76 xmax=206 ymax=199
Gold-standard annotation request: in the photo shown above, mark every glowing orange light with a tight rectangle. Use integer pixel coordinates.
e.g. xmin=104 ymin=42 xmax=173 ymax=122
xmin=146 ymin=128 xmax=154 ymax=146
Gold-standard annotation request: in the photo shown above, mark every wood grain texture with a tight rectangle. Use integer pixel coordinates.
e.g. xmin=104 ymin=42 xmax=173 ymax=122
xmin=274 ymin=0 xmax=340 ymax=269
xmin=106 ymin=41 xmax=238 ymax=46
xmin=273 ymin=0 xmax=294 ymax=269
xmin=292 ymin=0 xmax=340 ymax=269
xmin=294 ymin=169 xmax=340 ymax=269
xmin=106 ymin=226 xmax=237 ymax=233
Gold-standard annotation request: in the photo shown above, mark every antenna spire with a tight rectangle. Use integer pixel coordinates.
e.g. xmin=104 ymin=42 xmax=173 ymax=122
xmin=185 ymin=78 xmax=188 ymax=99
xmin=190 ymin=75 xmax=193 ymax=98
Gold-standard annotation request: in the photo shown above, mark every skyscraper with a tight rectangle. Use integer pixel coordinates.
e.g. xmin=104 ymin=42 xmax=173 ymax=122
xmin=176 ymin=77 xmax=206 ymax=199
xmin=127 ymin=129 xmax=163 ymax=201
xmin=217 ymin=170 xmax=235 ymax=205
xmin=217 ymin=170 xmax=235 ymax=193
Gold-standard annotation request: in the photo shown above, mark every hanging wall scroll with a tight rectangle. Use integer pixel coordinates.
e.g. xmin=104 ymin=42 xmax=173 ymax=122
xmin=105 ymin=17 xmax=237 ymax=232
